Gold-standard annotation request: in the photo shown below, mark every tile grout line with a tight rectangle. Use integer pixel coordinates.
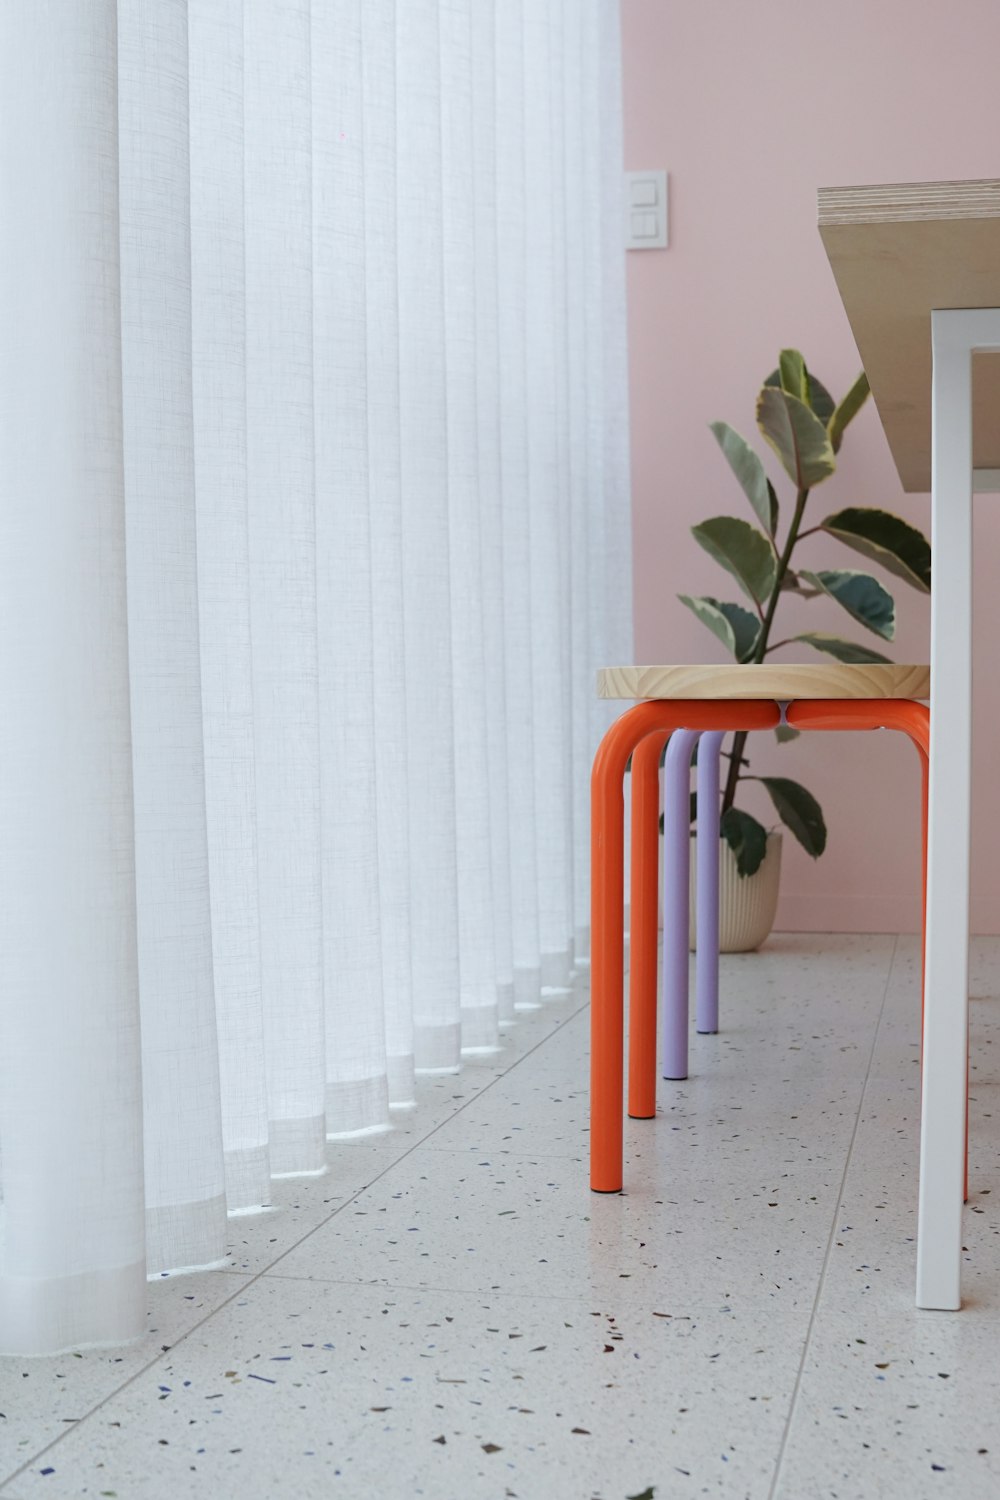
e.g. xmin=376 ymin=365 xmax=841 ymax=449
xmin=765 ymin=932 xmax=900 ymax=1500
xmin=0 ymin=992 xmax=591 ymax=1491
xmin=255 ymin=996 xmax=592 ymax=1287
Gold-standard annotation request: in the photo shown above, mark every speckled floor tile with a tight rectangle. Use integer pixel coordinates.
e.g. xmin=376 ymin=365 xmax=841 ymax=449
xmin=221 ymin=1143 xmax=411 ymax=1275
xmin=421 ymin=935 xmax=897 ymax=1164
xmin=0 ymin=1271 xmax=250 ymax=1483
xmin=265 ymin=1142 xmax=864 ymax=1313
xmin=773 ymin=936 xmax=1000 ymax=1500
xmin=2 ymin=1278 xmax=806 ymax=1500
xmin=5 ymin=935 xmax=1000 ymax=1500
xmin=328 ymin=992 xmax=589 ymax=1153
xmin=243 ymin=938 xmax=897 ymax=1310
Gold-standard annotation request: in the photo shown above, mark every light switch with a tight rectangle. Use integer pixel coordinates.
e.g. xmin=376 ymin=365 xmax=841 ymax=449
xmin=630 ymin=211 xmax=658 ymax=239
xmin=624 ymin=170 xmax=668 ymax=250
xmin=630 ymin=178 xmax=658 ymax=208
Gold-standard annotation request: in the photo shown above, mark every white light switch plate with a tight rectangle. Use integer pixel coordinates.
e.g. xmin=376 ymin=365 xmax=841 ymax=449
xmin=624 ymin=170 xmax=668 ymax=249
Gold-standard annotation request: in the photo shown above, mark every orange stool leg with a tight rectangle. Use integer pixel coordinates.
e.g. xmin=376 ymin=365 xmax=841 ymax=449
xmin=591 ymin=716 xmax=631 ymax=1192
xmin=628 ymin=730 xmax=669 ymax=1119
xmin=591 ymin=700 xmax=779 ymax=1193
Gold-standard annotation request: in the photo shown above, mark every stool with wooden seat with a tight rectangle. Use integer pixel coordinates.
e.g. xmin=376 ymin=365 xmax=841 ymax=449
xmin=591 ymin=662 xmax=930 ymax=1197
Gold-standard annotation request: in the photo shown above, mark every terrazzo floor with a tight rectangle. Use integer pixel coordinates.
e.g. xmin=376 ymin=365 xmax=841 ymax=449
xmin=3 ymin=933 xmax=1000 ymax=1499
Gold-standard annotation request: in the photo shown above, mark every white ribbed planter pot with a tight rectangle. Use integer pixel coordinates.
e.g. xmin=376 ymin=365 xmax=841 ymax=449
xmin=688 ymin=830 xmax=783 ymax=953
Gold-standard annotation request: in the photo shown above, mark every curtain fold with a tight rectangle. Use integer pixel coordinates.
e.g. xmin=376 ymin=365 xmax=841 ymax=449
xmin=120 ymin=0 xmax=228 ymax=1278
xmin=494 ymin=0 xmax=541 ymax=1012
xmin=0 ymin=0 xmax=146 ymax=1351
xmin=470 ymin=0 xmax=515 ymax=1025
xmin=442 ymin=0 xmax=500 ymax=1054
xmin=315 ymin=0 xmax=391 ymax=1136
xmin=0 ymin=0 xmax=632 ymax=1354
xmin=361 ymin=0 xmax=417 ymax=1110
xmin=396 ymin=0 xmax=463 ymax=1073
xmin=190 ymin=0 xmax=271 ymax=1214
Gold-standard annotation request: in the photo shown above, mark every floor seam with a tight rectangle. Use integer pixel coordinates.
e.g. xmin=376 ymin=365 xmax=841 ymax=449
xmin=766 ymin=932 xmax=899 ymax=1500
xmin=0 ymin=991 xmax=590 ymax=1489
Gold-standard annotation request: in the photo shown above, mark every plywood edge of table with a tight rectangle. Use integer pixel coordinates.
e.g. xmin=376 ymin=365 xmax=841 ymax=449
xmin=598 ymin=664 xmax=930 ymax=701
xmin=818 ymin=177 xmax=1000 ymax=492
xmin=818 ymin=177 xmax=1000 ymax=226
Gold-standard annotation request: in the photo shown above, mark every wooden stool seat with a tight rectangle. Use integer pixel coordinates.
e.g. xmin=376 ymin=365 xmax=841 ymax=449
xmin=598 ymin=663 xmax=930 ymax=702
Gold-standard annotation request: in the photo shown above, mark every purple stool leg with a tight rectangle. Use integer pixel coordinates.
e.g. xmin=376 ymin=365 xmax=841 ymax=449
xmin=696 ymin=730 xmax=724 ymax=1035
xmin=661 ymin=728 xmax=699 ymax=1080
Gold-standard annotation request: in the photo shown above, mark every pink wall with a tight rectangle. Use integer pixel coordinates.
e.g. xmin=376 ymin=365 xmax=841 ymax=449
xmin=620 ymin=0 xmax=1000 ymax=933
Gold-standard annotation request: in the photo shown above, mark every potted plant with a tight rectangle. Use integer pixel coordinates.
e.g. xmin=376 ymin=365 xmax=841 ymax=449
xmin=679 ymin=349 xmax=932 ymax=950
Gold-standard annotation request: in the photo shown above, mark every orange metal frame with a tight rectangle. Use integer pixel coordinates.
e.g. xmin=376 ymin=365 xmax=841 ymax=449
xmin=590 ymin=699 xmax=780 ymax=1192
xmin=591 ymin=697 xmax=933 ymax=1195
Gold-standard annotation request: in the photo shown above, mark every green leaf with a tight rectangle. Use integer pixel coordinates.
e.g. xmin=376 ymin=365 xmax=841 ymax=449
xmin=798 ymin=568 xmax=895 ymax=640
xmin=757 ymin=386 xmax=836 ymax=490
xmin=678 ymin=594 xmax=760 ymax=662
xmin=717 ymin=602 xmax=761 ymax=661
xmin=765 ymin=364 xmax=836 ymax=424
xmin=775 ymin=723 xmax=801 ymax=743
xmin=779 ymin=349 xmax=808 ymax=401
xmin=679 ymin=594 xmax=736 ymax=657
xmin=720 ymin=806 xmax=769 ymax=878
xmin=679 ymin=594 xmax=736 ymax=659
xmin=821 ymin=507 xmax=930 ymax=593
xmin=627 ymin=1490 xmax=657 ymax=1500
xmin=709 ymin=421 xmax=777 ymax=533
xmin=805 ymin=371 xmax=836 ymax=425
xmin=793 ymin=631 xmax=893 ymax=664
xmin=691 ymin=517 xmax=777 ymax=606
xmin=828 ymin=370 xmax=870 ymax=453
xmin=759 ymin=777 xmax=827 ymax=858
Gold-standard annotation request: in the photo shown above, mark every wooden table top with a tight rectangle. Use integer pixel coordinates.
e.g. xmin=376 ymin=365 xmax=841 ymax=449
xmin=818 ymin=178 xmax=1000 ymax=493
xmin=598 ymin=664 xmax=930 ymax=701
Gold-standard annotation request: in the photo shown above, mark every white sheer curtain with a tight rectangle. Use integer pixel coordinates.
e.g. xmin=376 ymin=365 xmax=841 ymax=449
xmin=0 ymin=0 xmax=631 ymax=1354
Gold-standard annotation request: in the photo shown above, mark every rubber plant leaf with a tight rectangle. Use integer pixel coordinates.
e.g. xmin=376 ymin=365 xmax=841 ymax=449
xmin=756 ymin=386 xmax=836 ymax=490
xmin=759 ymin=776 xmax=827 ymax=858
xmin=821 ymin=507 xmax=931 ymax=593
xmin=691 ymin=516 xmax=777 ymax=606
xmin=678 ymin=594 xmax=759 ymax=662
xmin=678 ymin=594 xmax=736 ymax=657
xmin=828 ymin=370 xmax=871 ymax=453
xmin=778 ymin=348 xmax=808 ymax=401
xmin=720 ymin=805 xmax=769 ymax=878
xmin=717 ymin=601 xmax=761 ymax=661
xmin=775 ymin=723 xmax=801 ymax=743
xmin=805 ymin=370 xmax=836 ymax=425
xmin=765 ymin=364 xmax=836 ymax=425
xmin=793 ymin=631 xmax=893 ymax=664
xmin=708 ymin=421 xmax=777 ymax=534
xmin=798 ymin=568 xmax=895 ymax=640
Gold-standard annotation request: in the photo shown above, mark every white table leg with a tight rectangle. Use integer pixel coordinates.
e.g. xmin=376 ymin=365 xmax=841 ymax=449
xmin=917 ymin=308 xmax=1000 ymax=1308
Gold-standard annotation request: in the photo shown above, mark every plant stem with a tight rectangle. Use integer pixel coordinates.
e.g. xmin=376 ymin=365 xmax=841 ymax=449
xmin=721 ymin=486 xmax=810 ymax=814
